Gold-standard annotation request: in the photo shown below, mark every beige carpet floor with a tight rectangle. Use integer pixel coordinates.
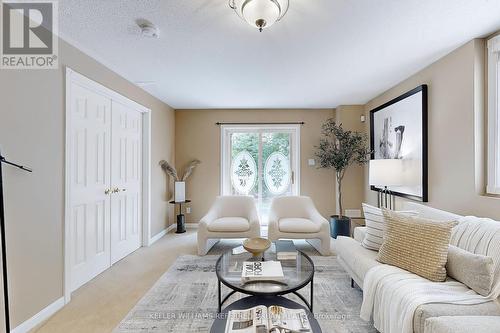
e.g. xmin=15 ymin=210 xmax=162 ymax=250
xmin=33 ymin=229 xmax=326 ymax=333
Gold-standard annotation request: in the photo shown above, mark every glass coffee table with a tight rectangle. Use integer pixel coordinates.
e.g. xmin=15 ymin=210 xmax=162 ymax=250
xmin=215 ymin=246 xmax=315 ymax=313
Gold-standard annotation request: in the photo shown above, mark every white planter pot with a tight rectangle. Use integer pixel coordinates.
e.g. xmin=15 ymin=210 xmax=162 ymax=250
xmin=174 ymin=181 xmax=186 ymax=202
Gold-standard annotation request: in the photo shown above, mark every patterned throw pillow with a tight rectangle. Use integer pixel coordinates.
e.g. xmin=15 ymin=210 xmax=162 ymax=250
xmin=378 ymin=209 xmax=458 ymax=282
xmin=361 ymin=203 xmax=418 ymax=251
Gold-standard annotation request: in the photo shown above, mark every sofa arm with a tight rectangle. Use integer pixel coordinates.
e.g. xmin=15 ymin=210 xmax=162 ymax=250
xmin=199 ymin=206 xmax=218 ymax=229
xmin=424 ymin=316 xmax=500 ymax=333
xmin=414 ymin=302 xmax=500 ymax=333
xmin=309 ymin=209 xmax=329 ymax=227
xmin=353 ymin=227 xmax=367 ymax=243
xmin=267 ymin=209 xmax=280 ymax=241
xmin=247 ymin=206 xmax=261 ymax=230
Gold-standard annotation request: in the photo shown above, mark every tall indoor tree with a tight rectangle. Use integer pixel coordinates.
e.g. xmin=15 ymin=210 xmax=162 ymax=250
xmin=316 ymin=119 xmax=371 ymax=237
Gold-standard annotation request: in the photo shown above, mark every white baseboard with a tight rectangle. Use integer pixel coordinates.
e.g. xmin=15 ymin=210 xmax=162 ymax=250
xmin=12 ymin=297 xmax=65 ymax=333
xmin=148 ymin=227 xmax=169 ymax=246
xmin=165 ymin=224 xmax=176 ymax=233
xmin=149 ymin=223 xmax=197 ymax=245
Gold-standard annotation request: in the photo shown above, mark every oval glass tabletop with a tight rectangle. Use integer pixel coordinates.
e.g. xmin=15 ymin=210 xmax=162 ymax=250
xmin=215 ymin=246 xmax=314 ymax=296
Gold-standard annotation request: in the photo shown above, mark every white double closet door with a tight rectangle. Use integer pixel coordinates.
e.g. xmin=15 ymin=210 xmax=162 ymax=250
xmin=68 ymin=80 xmax=143 ymax=292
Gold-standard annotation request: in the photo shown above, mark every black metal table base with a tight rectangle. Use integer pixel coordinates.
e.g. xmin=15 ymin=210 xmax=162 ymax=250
xmin=217 ymin=278 xmax=314 ymax=313
xmin=169 ymin=200 xmax=190 ymax=234
xmin=175 ymin=213 xmax=186 ymax=233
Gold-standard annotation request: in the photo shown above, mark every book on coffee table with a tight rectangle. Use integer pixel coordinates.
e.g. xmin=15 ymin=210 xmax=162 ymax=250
xmin=225 ymin=305 xmax=311 ymax=333
xmin=241 ymin=261 xmax=284 ymax=283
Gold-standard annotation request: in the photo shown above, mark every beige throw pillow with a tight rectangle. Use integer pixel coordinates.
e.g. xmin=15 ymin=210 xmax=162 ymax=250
xmin=361 ymin=203 xmax=418 ymax=251
xmin=378 ymin=209 xmax=458 ymax=282
xmin=446 ymin=245 xmax=494 ymax=296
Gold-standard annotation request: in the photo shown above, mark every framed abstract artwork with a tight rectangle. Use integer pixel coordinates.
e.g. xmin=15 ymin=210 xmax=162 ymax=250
xmin=370 ymin=85 xmax=428 ymax=202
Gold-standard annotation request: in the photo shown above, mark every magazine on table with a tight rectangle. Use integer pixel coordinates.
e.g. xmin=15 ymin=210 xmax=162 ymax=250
xmin=225 ymin=305 xmax=311 ymax=333
xmin=241 ymin=261 xmax=285 ymax=283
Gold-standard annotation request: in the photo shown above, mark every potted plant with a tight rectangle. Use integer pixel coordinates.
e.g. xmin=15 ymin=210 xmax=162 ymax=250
xmin=315 ymin=119 xmax=370 ymax=238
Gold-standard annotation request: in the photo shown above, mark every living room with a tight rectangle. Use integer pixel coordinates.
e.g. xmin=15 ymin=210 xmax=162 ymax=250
xmin=0 ymin=1 xmax=499 ymax=333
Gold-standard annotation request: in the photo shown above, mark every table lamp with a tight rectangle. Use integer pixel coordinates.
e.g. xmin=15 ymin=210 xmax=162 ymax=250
xmin=369 ymin=159 xmax=404 ymax=209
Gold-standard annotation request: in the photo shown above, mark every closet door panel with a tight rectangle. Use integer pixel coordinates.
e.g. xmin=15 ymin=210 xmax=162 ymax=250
xmin=110 ymin=100 xmax=142 ymax=264
xmin=69 ymin=83 xmax=112 ymax=291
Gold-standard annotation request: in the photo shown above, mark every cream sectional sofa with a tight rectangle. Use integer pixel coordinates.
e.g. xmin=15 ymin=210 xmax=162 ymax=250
xmin=335 ymin=202 xmax=500 ymax=333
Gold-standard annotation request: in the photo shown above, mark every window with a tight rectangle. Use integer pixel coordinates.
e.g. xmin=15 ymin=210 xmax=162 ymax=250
xmin=220 ymin=125 xmax=300 ymax=223
xmin=487 ymin=35 xmax=500 ymax=194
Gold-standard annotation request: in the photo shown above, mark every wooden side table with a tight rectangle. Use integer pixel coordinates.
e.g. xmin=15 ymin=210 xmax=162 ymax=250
xmin=169 ymin=200 xmax=191 ymax=233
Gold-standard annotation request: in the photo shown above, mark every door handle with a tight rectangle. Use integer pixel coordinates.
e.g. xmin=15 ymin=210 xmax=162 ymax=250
xmin=105 ymin=188 xmax=111 ymax=195
xmin=112 ymin=187 xmax=120 ymax=194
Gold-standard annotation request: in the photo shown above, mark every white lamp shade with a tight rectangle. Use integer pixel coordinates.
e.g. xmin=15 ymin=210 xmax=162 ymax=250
xmin=243 ymin=0 xmax=280 ymax=29
xmin=174 ymin=181 xmax=186 ymax=202
xmin=369 ymin=159 xmax=404 ymax=186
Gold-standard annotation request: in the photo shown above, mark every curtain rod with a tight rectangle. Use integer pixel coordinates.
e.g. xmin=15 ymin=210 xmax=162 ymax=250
xmin=215 ymin=122 xmax=305 ymax=126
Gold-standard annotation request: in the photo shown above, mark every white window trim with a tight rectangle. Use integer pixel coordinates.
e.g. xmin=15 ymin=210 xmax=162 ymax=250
xmin=220 ymin=124 xmax=301 ymax=196
xmin=487 ymin=35 xmax=500 ymax=195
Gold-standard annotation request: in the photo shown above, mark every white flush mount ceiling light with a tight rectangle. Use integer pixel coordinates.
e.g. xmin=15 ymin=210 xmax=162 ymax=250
xmin=229 ymin=0 xmax=289 ymax=32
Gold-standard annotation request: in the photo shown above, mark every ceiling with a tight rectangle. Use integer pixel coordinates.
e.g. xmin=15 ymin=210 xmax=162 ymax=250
xmin=59 ymin=0 xmax=500 ymax=109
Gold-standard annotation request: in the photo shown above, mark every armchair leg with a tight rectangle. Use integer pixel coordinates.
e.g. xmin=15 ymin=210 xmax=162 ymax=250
xmin=197 ymin=238 xmax=219 ymax=256
xmin=351 ymin=278 xmax=354 ymax=288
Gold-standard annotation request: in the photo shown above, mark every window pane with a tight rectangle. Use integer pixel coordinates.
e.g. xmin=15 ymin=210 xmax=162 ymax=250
xmin=230 ymin=133 xmax=258 ymax=196
xmin=261 ymin=132 xmax=292 ymax=221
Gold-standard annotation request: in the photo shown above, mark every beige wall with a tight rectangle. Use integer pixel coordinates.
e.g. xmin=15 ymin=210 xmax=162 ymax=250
xmin=175 ymin=109 xmax=336 ymax=223
xmin=0 ymin=39 xmax=175 ymax=327
xmin=363 ymin=39 xmax=500 ymax=220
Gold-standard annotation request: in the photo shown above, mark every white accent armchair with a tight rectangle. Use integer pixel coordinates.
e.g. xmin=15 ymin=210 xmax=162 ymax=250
xmin=268 ymin=196 xmax=331 ymax=255
xmin=197 ymin=196 xmax=261 ymax=256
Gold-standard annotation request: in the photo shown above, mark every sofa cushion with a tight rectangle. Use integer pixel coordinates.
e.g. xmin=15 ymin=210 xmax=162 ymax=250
xmin=208 ymin=217 xmax=250 ymax=232
xmin=278 ymin=218 xmax=321 ymax=233
xmin=335 ymin=236 xmax=380 ymax=287
xmin=424 ymin=316 xmax=500 ymax=333
xmin=413 ymin=301 xmax=500 ymax=333
xmin=446 ymin=245 xmax=494 ymax=296
xmin=378 ymin=210 xmax=457 ymax=282
xmin=361 ymin=203 xmax=418 ymax=251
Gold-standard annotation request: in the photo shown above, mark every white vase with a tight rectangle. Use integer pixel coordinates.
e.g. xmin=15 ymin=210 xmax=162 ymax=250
xmin=174 ymin=181 xmax=186 ymax=202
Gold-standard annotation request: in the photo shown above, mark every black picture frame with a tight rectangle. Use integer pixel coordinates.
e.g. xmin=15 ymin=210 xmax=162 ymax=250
xmin=369 ymin=84 xmax=428 ymax=202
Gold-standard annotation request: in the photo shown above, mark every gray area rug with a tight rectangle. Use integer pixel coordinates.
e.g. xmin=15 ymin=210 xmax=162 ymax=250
xmin=114 ymin=254 xmax=376 ymax=333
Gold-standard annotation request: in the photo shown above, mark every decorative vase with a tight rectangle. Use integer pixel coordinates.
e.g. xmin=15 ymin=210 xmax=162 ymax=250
xmin=174 ymin=181 xmax=186 ymax=202
xmin=243 ymin=238 xmax=271 ymax=259
xmin=330 ymin=215 xmax=351 ymax=239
